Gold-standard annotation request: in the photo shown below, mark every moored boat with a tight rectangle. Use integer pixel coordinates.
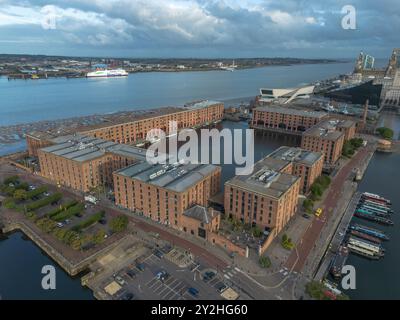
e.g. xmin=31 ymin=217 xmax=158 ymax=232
xmin=349 ymin=224 xmax=389 ymax=241
xmin=350 ymin=230 xmax=382 ymax=244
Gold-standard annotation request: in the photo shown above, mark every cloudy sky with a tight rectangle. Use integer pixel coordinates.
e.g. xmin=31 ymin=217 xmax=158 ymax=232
xmin=0 ymin=0 xmax=398 ymax=58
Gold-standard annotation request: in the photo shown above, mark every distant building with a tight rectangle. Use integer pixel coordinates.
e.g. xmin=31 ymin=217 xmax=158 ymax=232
xmin=251 ymin=105 xmax=327 ymax=134
xmin=258 ymin=85 xmax=315 ymax=104
xmin=27 ymin=100 xmax=224 ymax=157
xmin=382 ymin=69 xmax=400 ymax=107
xmin=385 ymin=48 xmax=400 ymax=78
xmin=354 ymin=52 xmax=375 ymax=73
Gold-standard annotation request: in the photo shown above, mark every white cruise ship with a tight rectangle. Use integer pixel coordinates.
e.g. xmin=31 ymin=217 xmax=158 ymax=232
xmin=86 ymin=69 xmax=128 ymax=78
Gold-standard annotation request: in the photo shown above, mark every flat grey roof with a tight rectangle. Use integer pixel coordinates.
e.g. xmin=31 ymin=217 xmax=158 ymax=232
xmin=225 ymin=157 xmax=299 ymax=199
xmin=303 ymin=119 xmax=346 ymax=141
xmin=40 ymin=133 xmax=149 ymax=162
xmin=115 ymin=162 xmax=220 ymax=193
xmin=268 ymin=146 xmax=323 ymax=166
xmin=254 ymin=105 xmax=327 ymax=118
xmin=108 ymin=144 xmax=149 ymax=161
xmin=184 ymin=100 xmax=222 ymax=110
xmin=336 ymin=119 xmax=356 ymax=128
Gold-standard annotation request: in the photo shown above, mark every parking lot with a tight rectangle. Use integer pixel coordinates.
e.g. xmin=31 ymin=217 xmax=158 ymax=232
xmin=97 ymin=246 xmax=250 ymax=301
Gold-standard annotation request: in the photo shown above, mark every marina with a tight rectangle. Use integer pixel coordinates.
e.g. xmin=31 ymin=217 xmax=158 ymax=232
xmin=322 ymin=187 xmax=396 ymax=295
xmin=334 ymin=193 xmax=393 ymax=272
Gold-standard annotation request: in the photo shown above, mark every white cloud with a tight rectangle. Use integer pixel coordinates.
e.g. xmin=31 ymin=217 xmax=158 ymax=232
xmin=0 ymin=5 xmax=42 ymax=26
xmin=0 ymin=0 xmax=398 ymax=57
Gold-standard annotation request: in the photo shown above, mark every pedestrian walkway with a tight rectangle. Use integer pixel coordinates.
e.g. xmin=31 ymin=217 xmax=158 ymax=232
xmin=285 ymin=146 xmax=371 ymax=273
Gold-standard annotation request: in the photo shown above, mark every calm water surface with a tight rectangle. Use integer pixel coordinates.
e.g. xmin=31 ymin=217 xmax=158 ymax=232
xmin=0 ymin=62 xmax=354 ymax=126
xmin=0 ymin=232 xmax=93 ymax=300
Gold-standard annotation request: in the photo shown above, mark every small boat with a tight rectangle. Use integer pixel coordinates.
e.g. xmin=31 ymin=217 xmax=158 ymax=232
xmin=361 ymin=192 xmax=391 ymax=205
xmin=350 ymin=230 xmax=382 ymax=244
xmin=347 ymin=244 xmax=381 ymax=260
xmin=354 ymin=211 xmax=394 ymax=226
xmin=348 ymin=237 xmax=384 ymax=255
xmin=356 ymin=207 xmax=391 ymax=218
xmin=349 ymin=224 xmax=389 ymax=241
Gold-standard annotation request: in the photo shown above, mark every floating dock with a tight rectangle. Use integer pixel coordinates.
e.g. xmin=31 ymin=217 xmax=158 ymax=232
xmin=329 ymin=245 xmax=349 ymax=279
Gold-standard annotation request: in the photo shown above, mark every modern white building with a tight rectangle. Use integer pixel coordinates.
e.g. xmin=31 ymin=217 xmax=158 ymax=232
xmin=259 ymin=85 xmax=315 ymax=104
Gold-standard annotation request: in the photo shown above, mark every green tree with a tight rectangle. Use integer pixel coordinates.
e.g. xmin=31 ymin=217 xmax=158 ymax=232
xmin=110 ymin=215 xmax=129 ymax=233
xmin=252 ymin=226 xmax=263 ymax=238
xmin=3 ymin=197 xmax=16 ymax=209
xmin=53 ymin=228 xmax=67 ymax=241
xmin=376 ymin=127 xmax=394 ymax=139
xmin=70 ymin=237 xmax=82 ymax=250
xmin=3 ymin=176 xmax=19 ymax=185
xmin=259 ymin=256 xmax=271 ymax=268
xmin=13 ymin=189 xmax=28 ymax=202
xmin=93 ymin=229 xmax=106 ymax=244
xmin=281 ymin=234 xmax=294 ymax=250
xmin=303 ymin=199 xmax=314 ymax=213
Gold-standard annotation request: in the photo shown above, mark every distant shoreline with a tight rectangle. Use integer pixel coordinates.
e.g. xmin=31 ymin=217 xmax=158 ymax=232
xmin=0 ymin=56 xmax=345 ymax=79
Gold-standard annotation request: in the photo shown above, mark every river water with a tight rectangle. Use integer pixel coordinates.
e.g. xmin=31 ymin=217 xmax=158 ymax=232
xmin=1 ymin=61 xmax=399 ymax=299
xmin=0 ymin=62 xmax=355 ymax=126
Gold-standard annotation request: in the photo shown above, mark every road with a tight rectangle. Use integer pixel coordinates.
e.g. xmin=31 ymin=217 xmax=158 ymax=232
xmin=285 ymin=146 xmax=370 ymax=273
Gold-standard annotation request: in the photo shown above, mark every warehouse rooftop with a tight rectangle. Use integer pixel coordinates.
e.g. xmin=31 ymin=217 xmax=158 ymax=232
xmin=268 ymin=146 xmax=323 ymax=166
xmin=254 ymin=105 xmax=327 ymax=118
xmin=183 ymin=100 xmax=222 ymax=110
xmin=27 ymin=100 xmax=223 ymax=140
xmin=115 ymin=161 xmax=220 ymax=193
xmin=225 ymin=157 xmax=299 ymax=199
xmin=40 ymin=134 xmax=150 ymax=162
xmin=303 ymin=119 xmax=347 ymax=141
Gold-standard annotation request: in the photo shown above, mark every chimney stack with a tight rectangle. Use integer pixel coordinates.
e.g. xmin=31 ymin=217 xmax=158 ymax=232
xmin=362 ymin=99 xmax=369 ymax=124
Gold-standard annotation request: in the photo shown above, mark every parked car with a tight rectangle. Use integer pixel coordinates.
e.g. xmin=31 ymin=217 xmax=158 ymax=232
xmin=120 ymin=292 xmax=134 ymax=300
xmin=156 ymin=271 xmax=169 ymax=281
xmin=216 ymin=283 xmax=227 ymax=293
xmin=188 ymin=287 xmax=199 ymax=297
xmin=56 ymin=222 xmax=64 ymax=228
xmin=315 ymin=207 xmax=323 ymax=217
xmin=136 ymin=263 xmax=145 ymax=272
xmin=302 ymin=213 xmax=311 ymax=219
xmin=126 ymin=270 xmax=136 ymax=279
xmin=98 ymin=218 xmax=107 ymax=225
xmin=115 ymin=276 xmax=126 ymax=286
xmin=154 ymin=249 xmax=164 ymax=259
